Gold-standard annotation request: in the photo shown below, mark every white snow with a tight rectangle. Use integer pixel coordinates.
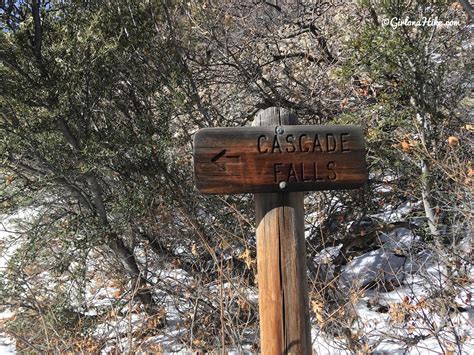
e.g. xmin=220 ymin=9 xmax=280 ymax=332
xmin=0 ymin=211 xmax=26 ymax=355
xmin=340 ymin=248 xmax=408 ymax=289
xmin=1 ymin=206 xmax=473 ymax=353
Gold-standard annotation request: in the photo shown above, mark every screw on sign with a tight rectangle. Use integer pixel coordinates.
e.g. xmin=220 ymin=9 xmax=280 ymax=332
xmin=193 ymin=107 xmax=368 ymax=354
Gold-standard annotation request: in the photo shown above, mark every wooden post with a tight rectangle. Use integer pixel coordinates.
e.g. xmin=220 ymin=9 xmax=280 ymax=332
xmin=253 ymin=107 xmax=311 ymax=354
xmin=193 ymin=106 xmax=367 ymax=352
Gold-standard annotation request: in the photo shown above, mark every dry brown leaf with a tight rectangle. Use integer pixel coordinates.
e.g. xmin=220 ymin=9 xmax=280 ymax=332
xmin=237 ymin=297 xmax=250 ymax=312
xmin=340 ymin=97 xmax=349 ymax=109
xmin=388 ymin=303 xmax=406 ymax=323
xmin=401 ymin=140 xmax=410 ymax=152
xmin=112 ymin=286 xmax=124 ymax=299
xmin=171 ymin=258 xmax=181 ymax=268
xmin=146 ymin=308 xmax=166 ymax=329
xmin=239 ymin=249 xmax=255 ymax=269
xmin=311 ymin=300 xmax=325 ymax=325
xmin=407 ymin=323 xmax=416 ymax=334
xmin=223 ymin=14 xmax=233 ymax=26
xmin=448 ymin=136 xmax=459 ymax=147
xmin=5 ymin=175 xmax=14 ymax=185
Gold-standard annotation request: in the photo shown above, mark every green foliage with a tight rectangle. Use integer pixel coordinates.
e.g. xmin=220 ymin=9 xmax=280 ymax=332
xmin=1 ymin=0 xmax=193 ymax=347
xmin=338 ymin=1 xmax=471 ymax=215
xmin=1 ymin=0 xmax=182 ymax=222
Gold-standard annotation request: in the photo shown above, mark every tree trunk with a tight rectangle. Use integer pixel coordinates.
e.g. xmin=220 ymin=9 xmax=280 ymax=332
xmin=108 ymin=236 xmax=156 ymax=313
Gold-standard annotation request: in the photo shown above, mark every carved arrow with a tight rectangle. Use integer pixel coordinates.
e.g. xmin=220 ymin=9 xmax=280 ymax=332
xmin=211 ymin=149 xmax=241 ymax=173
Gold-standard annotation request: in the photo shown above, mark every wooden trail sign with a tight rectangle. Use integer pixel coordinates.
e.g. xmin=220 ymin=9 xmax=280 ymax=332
xmin=194 ymin=125 xmax=366 ymax=194
xmin=193 ymin=107 xmax=367 ymax=354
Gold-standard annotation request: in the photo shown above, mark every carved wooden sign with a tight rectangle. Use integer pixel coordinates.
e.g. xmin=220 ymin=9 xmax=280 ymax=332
xmin=193 ymin=125 xmax=367 ymax=194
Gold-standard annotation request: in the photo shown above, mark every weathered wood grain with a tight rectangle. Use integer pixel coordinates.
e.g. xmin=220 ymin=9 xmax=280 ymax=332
xmin=194 ymin=124 xmax=367 ymax=194
xmin=254 ymin=107 xmax=311 ymax=355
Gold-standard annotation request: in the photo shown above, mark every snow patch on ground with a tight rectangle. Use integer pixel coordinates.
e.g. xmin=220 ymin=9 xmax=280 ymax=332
xmin=0 ymin=310 xmax=15 ymax=355
xmin=0 ymin=211 xmax=26 ymax=355
xmin=1 ymin=206 xmax=473 ymax=353
xmin=372 ymin=201 xmax=421 ymax=222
